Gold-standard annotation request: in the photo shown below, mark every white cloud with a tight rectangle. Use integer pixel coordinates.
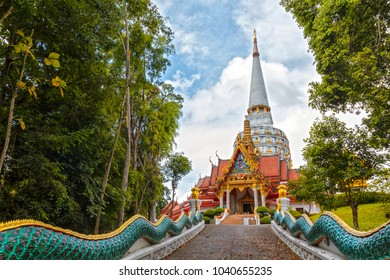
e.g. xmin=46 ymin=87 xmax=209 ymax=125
xmin=154 ymin=0 xmax=173 ymax=15
xmin=167 ymin=70 xmax=201 ymax=92
xmin=174 ymin=29 xmax=209 ymax=57
xmin=234 ymin=0 xmax=310 ymax=64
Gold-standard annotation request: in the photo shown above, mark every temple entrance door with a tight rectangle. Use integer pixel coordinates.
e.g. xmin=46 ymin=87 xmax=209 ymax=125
xmin=242 ymin=203 xmax=254 ymax=214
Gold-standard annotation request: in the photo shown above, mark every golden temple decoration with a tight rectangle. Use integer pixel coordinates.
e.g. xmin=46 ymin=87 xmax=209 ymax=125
xmin=349 ymin=179 xmax=367 ymax=189
xmin=191 ymin=187 xmax=199 ymax=199
xmin=277 ymin=184 xmax=287 ymax=198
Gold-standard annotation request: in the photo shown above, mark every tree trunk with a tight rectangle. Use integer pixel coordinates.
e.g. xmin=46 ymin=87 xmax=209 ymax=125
xmin=0 ymin=6 xmax=13 ymax=25
xmin=351 ymin=202 xmax=359 ymax=230
xmin=117 ymin=1 xmax=131 ymax=227
xmin=94 ymin=97 xmax=125 ymax=234
xmin=149 ymin=199 xmax=156 ymax=223
xmin=0 ymin=30 xmax=33 ymax=180
xmin=0 ymin=91 xmax=17 ymax=177
xmin=170 ymin=183 xmax=176 ymax=218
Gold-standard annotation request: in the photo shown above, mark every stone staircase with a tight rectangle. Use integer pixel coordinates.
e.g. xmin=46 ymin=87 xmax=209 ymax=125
xmin=221 ymin=214 xmax=258 ymax=225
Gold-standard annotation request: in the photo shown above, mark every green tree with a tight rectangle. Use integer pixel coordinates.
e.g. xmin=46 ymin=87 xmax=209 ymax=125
xmin=280 ymin=0 xmax=390 ymax=149
xmin=164 ymin=152 xmax=192 ymax=217
xmin=115 ymin=0 xmax=175 ymax=224
xmin=367 ymin=168 xmax=390 ymax=218
xmin=289 ymin=163 xmax=337 ymax=212
xmin=0 ymin=0 xmax=179 ymax=234
xmin=302 ymin=115 xmax=382 ymax=229
xmin=0 ymin=0 xmax=124 ymax=232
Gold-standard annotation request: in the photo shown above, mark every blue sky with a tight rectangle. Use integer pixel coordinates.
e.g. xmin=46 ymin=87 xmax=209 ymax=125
xmin=153 ymin=0 xmax=360 ymax=201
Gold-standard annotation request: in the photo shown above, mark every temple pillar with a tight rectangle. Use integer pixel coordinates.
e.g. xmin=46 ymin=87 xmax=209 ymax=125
xmin=226 ymin=189 xmax=231 ymax=210
xmin=260 ymin=188 xmax=266 ymax=206
xmin=253 ymin=186 xmax=259 ymax=210
xmin=219 ymin=192 xmax=224 ymax=208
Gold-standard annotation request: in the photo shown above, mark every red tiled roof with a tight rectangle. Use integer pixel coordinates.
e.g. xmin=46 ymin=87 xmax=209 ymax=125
xmin=160 ymin=200 xmax=177 ymax=214
xmin=217 ymin=160 xmax=230 ymax=177
xmin=280 ymin=160 xmax=288 ymax=181
xmin=210 ymin=165 xmax=218 ymax=185
xmin=195 ymin=177 xmax=205 ymax=188
xmin=195 ymin=176 xmax=211 ymax=190
xmin=288 ymin=169 xmax=299 ymax=181
xmin=259 ymin=156 xmax=280 ymax=177
xmin=201 ymin=177 xmax=211 ymax=189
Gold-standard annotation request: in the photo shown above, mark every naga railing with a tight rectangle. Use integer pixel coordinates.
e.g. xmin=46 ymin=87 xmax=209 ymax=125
xmin=0 ymin=211 xmax=203 ymax=260
xmin=272 ymin=210 xmax=390 ymax=260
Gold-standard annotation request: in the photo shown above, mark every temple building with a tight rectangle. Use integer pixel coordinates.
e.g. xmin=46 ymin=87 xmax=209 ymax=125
xmin=161 ymin=31 xmax=316 ymax=219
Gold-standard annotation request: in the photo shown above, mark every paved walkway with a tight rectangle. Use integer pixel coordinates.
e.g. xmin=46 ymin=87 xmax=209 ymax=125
xmin=164 ymin=224 xmax=300 ymax=260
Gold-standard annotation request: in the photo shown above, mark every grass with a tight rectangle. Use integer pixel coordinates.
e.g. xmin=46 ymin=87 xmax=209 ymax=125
xmin=310 ymin=203 xmax=389 ymax=231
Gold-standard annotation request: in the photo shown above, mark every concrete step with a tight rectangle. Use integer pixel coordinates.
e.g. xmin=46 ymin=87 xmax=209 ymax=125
xmin=221 ymin=214 xmax=257 ymax=225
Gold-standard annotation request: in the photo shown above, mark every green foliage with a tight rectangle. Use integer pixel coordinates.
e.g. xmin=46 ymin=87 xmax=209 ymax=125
xmin=256 ymin=206 xmax=270 ymax=217
xmin=368 ymin=169 xmax=390 ymax=220
xmin=214 ymin=207 xmax=224 ymax=215
xmin=203 ymin=216 xmax=211 ymax=224
xmin=269 ymin=209 xmax=276 ymax=216
xmin=0 ymin=0 xmax=180 ymax=234
xmin=164 ymin=152 xmax=192 ymax=188
xmin=332 ymin=192 xmax=390 ymax=208
xmin=163 ymin=152 xmax=192 ymax=217
xmin=203 ymin=209 xmax=216 ymax=218
xmin=299 ymin=115 xmax=385 ymax=229
xmin=288 ymin=208 xmax=302 ymax=219
xmin=260 ymin=216 xmax=272 ymax=224
xmin=281 ymin=0 xmax=389 ymax=229
xmin=280 ymin=0 xmax=390 ymax=149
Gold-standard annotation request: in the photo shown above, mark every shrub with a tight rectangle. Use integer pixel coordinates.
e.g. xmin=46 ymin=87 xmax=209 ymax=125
xmin=288 ymin=208 xmax=302 ymax=219
xmin=256 ymin=206 xmax=269 ymax=215
xmin=269 ymin=209 xmax=276 ymax=216
xmin=202 ymin=216 xmax=211 ymax=224
xmin=333 ymin=192 xmax=389 ymax=208
xmin=260 ymin=216 xmax=272 ymax=224
xmin=214 ymin=207 xmax=224 ymax=215
xmin=203 ymin=209 xmax=215 ymax=218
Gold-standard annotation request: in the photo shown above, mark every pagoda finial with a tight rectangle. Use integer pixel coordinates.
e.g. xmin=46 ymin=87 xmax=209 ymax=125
xmin=252 ymin=29 xmax=259 ymax=57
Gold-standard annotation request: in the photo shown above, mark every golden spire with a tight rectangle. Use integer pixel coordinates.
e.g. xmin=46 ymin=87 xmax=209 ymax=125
xmin=243 ymin=119 xmax=255 ymax=155
xmin=253 ymin=29 xmax=257 ymax=41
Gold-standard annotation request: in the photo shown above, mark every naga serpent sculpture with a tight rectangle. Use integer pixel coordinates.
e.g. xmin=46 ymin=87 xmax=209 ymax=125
xmin=273 ymin=211 xmax=390 ymax=260
xmin=0 ymin=211 xmax=203 ymax=260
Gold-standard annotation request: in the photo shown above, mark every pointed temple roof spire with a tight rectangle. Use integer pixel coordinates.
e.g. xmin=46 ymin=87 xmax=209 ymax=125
xmin=248 ymin=29 xmax=270 ymax=113
xmin=253 ymin=29 xmax=259 ymax=57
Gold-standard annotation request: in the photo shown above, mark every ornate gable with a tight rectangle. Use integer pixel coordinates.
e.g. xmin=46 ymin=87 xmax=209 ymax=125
xmin=214 ymin=131 xmax=265 ymax=192
xmin=232 ymin=153 xmax=250 ymax=179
